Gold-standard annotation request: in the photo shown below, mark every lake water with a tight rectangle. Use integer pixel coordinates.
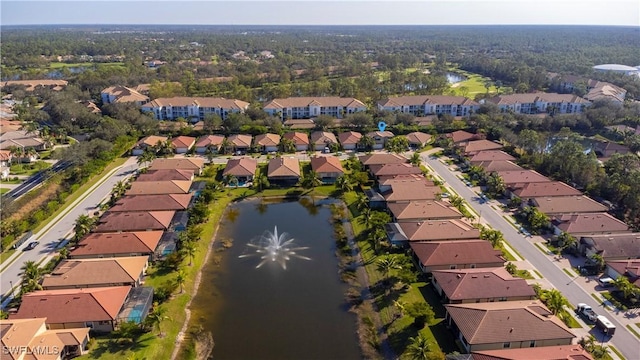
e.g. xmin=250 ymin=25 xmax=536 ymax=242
xmin=188 ymin=198 xmax=361 ymax=360
xmin=446 ymin=72 xmax=466 ymax=84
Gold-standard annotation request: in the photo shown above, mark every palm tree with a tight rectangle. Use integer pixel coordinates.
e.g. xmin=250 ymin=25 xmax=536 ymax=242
xmin=449 ymin=194 xmax=464 ymax=208
xmin=253 ymin=173 xmax=270 ymax=192
xmin=480 ymin=228 xmax=505 ymax=248
xmin=301 ymin=170 xmax=322 ymax=201
xmin=486 ymin=172 xmax=506 ymax=196
xmin=110 ymin=180 xmax=128 ymax=201
xmin=146 ymin=304 xmax=170 ymax=337
xmin=505 ymin=262 xmax=517 ymax=275
xmin=180 ymin=240 xmax=198 ymax=266
xmin=613 ymin=276 xmax=637 ymax=300
xmin=20 ymin=261 xmax=42 ymax=294
xmin=405 ymin=334 xmax=432 ymax=360
xmin=23 ymin=147 xmax=37 ymax=162
xmin=220 ymin=138 xmax=233 ymax=155
xmin=409 ymin=152 xmax=421 ymax=166
xmin=279 ymin=138 xmax=296 ymax=153
xmin=73 ymin=214 xmax=95 ymax=242
xmin=589 ymin=254 xmax=606 ymax=272
xmin=175 ymin=270 xmax=187 ymax=294
xmin=557 ymin=231 xmax=577 ymax=253
xmin=223 ymin=174 xmax=239 ymax=188
xmin=354 ymin=193 xmax=369 ymax=213
xmin=539 ymin=289 xmax=570 ymax=316
xmin=335 ymin=174 xmax=353 ymax=194
xmin=357 ymin=135 xmax=375 ymax=152
xmin=137 ymin=148 xmax=156 ymax=168
xmin=376 ymin=255 xmax=400 ymax=285
xmin=8 ymin=146 xmax=24 ymax=165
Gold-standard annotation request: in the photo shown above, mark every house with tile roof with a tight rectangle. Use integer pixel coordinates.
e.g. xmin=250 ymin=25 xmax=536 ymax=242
xmin=253 ymin=133 xmax=281 ymax=153
xmin=446 ymin=130 xmax=482 ymax=144
xmin=195 ymin=134 xmax=225 ymax=154
xmin=282 ymin=132 xmax=310 ymax=151
xmin=101 ymin=86 xmax=149 ymax=106
xmin=387 ymin=219 xmax=480 ymax=245
xmin=552 ymin=213 xmax=630 ymax=236
xmin=42 ymin=257 xmax=148 ymax=290
xmin=366 ymin=131 xmax=394 ymax=150
xmin=444 ymin=300 xmax=575 ymax=353
xmin=226 ymin=134 xmax=253 ymax=154
xmin=141 ymin=97 xmax=250 ymax=122
xmin=126 ymin=180 xmax=192 ymax=195
xmin=0 ymin=318 xmax=90 ymax=360
xmin=593 ymin=141 xmax=630 ymax=159
xmin=475 ymin=160 xmax=522 ymax=173
xmin=432 ymin=267 xmax=536 ymax=304
xmin=148 ymin=158 xmax=204 ymax=175
xmin=578 ymin=233 xmax=640 ymax=260
xmin=310 ymin=131 xmax=338 ymax=151
xmin=510 ymin=182 xmax=582 ymax=201
xmin=110 ymin=194 xmax=193 ymax=212
xmin=410 ymin=240 xmax=505 ymax=273
xmin=377 ymin=175 xmax=434 ymax=193
xmin=69 ymin=231 xmax=164 ymax=260
xmin=284 ymin=119 xmax=315 ymax=130
xmin=358 ymin=153 xmax=407 ymax=167
xmin=605 ymin=259 xmax=640 ymax=288
xmin=338 ymin=131 xmax=362 ymax=150
xmin=496 ymin=170 xmax=551 ymax=188
xmin=486 ymin=93 xmax=591 ymax=115
xmin=2 ymin=79 xmax=68 ymax=92
xmin=468 ymin=150 xmax=516 ymax=165
xmin=377 ymin=95 xmax=480 ymax=117
xmin=170 ymin=136 xmax=196 ymax=154
xmin=264 ymin=97 xmax=366 ymax=120
xmin=387 ymin=201 xmax=463 ymax=222
xmin=585 ymin=82 xmax=627 ymax=105
xmin=135 ymin=169 xmax=194 ymax=182
xmin=10 ymin=286 xmax=134 ymax=333
xmin=460 ymin=140 xmax=504 ymax=156
xmin=131 ymin=135 xmax=168 ymax=156
xmin=310 ymin=155 xmax=344 ymax=183
xmin=405 ymin=132 xmax=432 ymax=148
xmin=470 ymin=344 xmax=593 ymax=360
xmin=531 ymin=196 xmax=609 ymax=215
xmin=368 ymin=163 xmax=423 ymax=179
xmin=381 ymin=182 xmax=441 ymax=204
xmin=94 ymin=211 xmax=175 ymax=232
xmin=223 ymin=158 xmax=257 ymax=183
xmin=0 ymin=130 xmax=47 ymax=153
xmin=267 ymin=157 xmax=301 ymax=185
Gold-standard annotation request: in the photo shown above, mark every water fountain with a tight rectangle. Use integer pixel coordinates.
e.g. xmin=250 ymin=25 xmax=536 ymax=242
xmin=239 ymin=226 xmax=311 ymax=269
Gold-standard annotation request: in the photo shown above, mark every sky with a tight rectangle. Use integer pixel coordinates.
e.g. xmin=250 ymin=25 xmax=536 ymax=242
xmin=1 ymin=0 xmax=639 ymax=26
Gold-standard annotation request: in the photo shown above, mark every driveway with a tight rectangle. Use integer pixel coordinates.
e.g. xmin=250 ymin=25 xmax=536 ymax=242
xmin=420 ymin=152 xmax=639 ymax=360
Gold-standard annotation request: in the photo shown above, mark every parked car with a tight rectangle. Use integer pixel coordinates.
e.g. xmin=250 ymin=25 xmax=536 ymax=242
xmin=598 ymin=277 xmax=615 ymax=288
xmin=24 ymin=241 xmax=39 ymax=251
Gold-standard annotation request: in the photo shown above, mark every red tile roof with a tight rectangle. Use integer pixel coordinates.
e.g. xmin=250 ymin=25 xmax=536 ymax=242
xmin=95 ymin=211 xmax=175 ymax=232
xmin=282 ymin=131 xmax=310 ymax=146
xmin=337 ymin=131 xmax=362 ymax=145
xmin=461 ymin=140 xmax=503 ymax=155
xmin=369 ymin=163 xmax=423 ymax=177
xmin=11 ymin=287 xmax=131 ymax=324
xmin=310 ymin=131 xmax=338 ymax=145
xmin=69 ymin=231 xmax=163 ymax=258
xmin=170 ymin=136 xmax=196 ymax=149
xmin=42 ymin=257 xmax=147 ymax=289
xmin=196 ymin=134 xmax=225 ymax=147
xmin=253 ymin=133 xmax=281 ymax=147
xmin=383 ymin=182 xmax=441 ymax=202
xmin=469 ymin=150 xmax=516 ymax=163
xmin=223 ymin=158 xmax=257 ymax=177
xmin=410 ymin=240 xmax=505 ymax=267
xmin=471 ymin=344 xmax=593 ymax=360
xmin=511 ymin=182 xmax=582 ymax=198
xmin=432 ymin=267 xmax=535 ymax=301
xmin=126 ymin=180 xmax=192 ymax=195
xmin=267 ymin=157 xmax=301 ymax=177
xmin=135 ymin=169 xmax=194 ymax=182
xmin=447 ymin=130 xmax=480 ymax=144
xmin=533 ymin=196 xmax=609 ymax=215
xmin=149 ymin=158 xmax=205 ymax=172
xmin=497 ymin=170 xmax=551 ymax=185
xmin=405 ymin=132 xmax=432 ymax=145
xmin=359 ymin=153 xmax=407 ymax=166
xmin=310 ymin=155 xmax=344 ymax=174
xmin=388 ymin=201 xmax=463 ymax=221
xmin=264 ymin=96 xmax=366 ymax=109
xmin=110 ymin=194 xmax=192 ymax=212
xmin=227 ymin=134 xmax=253 ymax=147
xmin=555 ymin=213 xmax=630 ymax=235
xmin=142 ymin=97 xmax=249 ymax=110
xmin=399 ymin=220 xmax=480 ymax=241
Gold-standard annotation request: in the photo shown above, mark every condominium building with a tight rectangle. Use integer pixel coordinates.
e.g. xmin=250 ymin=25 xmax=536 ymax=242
xmin=141 ymin=97 xmax=250 ymax=122
xmin=263 ymin=97 xmax=366 ymax=120
xmin=377 ymin=95 xmax=480 ymax=117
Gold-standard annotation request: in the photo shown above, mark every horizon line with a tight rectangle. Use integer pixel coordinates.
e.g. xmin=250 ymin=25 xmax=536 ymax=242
xmin=2 ymin=23 xmax=638 ymax=27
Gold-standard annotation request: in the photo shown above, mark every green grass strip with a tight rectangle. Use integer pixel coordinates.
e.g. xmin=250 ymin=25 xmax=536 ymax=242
xmin=533 ymin=270 xmax=543 ymax=279
xmin=608 ymin=345 xmax=625 ymax=360
xmin=626 ymin=324 xmax=640 ymax=339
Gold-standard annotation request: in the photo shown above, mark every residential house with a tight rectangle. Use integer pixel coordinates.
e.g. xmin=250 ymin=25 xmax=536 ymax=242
xmin=226 ymin=134 xmax=252 ymax=154
xmin=83 ymin=100 xmax=102 ymax=114
xmin=468 ymin=150 xmax=516 ymax=165
xmin=10 ymin=286 xmax=135 ymax=333
xmin=310 ymin=155 xmax=344 ymax=183
xmin=223 ymin=158 xmax=257 ymax=183
xmin=387 ymin=219 xmax=480 ymax=245
xmin=377 ymin=95 xmax=480 ymax=117
xmin=100 ymin=86 xmax=149 ymax=105
xmin=0 ymin=149 xmax=12 ymax=167
xmin=366 ymin=131 xmax=394 ymax=150
xmin=470 ymin=345 xmax=594 ymax=360
xmin=267 ymin=157 xmax=301 ymax=185
xmin=368 ymin=163 xmax=423 ymax=180
xmin=410 ymin=240 xmax=505 ymax=273
xmin=531 ymin=196 xmax=609 ymax=215
xmin=135 ymin=169 xmax=194 ymax=182
xmin=377 ymin=174 xmax=433 ymax=193
xmin=605 ymin=259 xmax=640 ymax=287
xmin=69 ymin=231 xmax=164 ymax=260
xmin=282 ymin=132 xmax=310 ymax=151
xmin=94 ymin=211 xmax=175 ymax=232
xmin=496 ymin=170 xmax=551 ymax=189
xmin=284 ymin=119 xmax=315 ymax=130
xmin=126 ymin=180 xmax=191 ymax=195
xmin=358 ymin=153 xmax=407 ymax=167
xmin=405 ymin=132 xmax=432 ymax=149
xmin=382 ymin=181 xmax=441 ymax=203
xmin=585 ymin=82 xmax=627 ymax=105
xmin=141 ymin=97 xmax=250 ymax=122
xmin=0 ymin=318 xmax=90 ymax=360
xmin=109 ymin=194 xmax=193 ymax=212
xmin=42 ymin=257 xmax=148 ymax=290
xmin=446 ymin=130 xmax=483 ymax=144
xmin=253 ymin=133 xmax=281 ymax=153
xmin=387 ymin=201 xmax=463 ymax=222
xmin=476 ymin=160 xmax=523 ymax=173
xmin=579 ymin=233 xmax=640 ymax=260
xmin=1 ymin=79 xmax=68 ymax=91
xmin=310 ymin=131 xmax=338 ymax=151
xmin=338 ymin=131 xmax=362 ymax=150
xmin=593 ymin=141 xmax=630 ymax=160
xmin=444 ymin=300 xmax=575 ymax=353
xmin=460 ymin=140 xmax=503 ymax=156
xmin=431 ymin=267 xmax=536 ymax=304
xmin=263 ymin=97 xmax=366 ymax=120
xmin=0 ymin=130 xmax=47 ymax=153
xmin=148 ymin=158 xmax=205 ymax=175
xmin=509 ymin=182 xmax=582 ymax=201
xmin=170 ymin=136 xmax=196 ymax=154
xmin=195 ymin=134 xmax=225 ymax=154
xmin=131 ymin=135 xmax=168 ymax=156
xmin=552 ymin=213 xmax=630 ymax=236
xmin=486 ymin=93 xmax=591 ymax=114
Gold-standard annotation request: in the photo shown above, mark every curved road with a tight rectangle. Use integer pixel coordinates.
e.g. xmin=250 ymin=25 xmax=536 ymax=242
xmin=1 ymin=157 xmax=138 ymax=304
xmin=421 ymin=153 xmax=639 ymax=359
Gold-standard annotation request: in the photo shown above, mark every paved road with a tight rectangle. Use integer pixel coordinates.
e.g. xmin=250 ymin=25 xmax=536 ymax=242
xmin=421 ymin=154 xmax=639 ymax=360
xmin=1 ymin=158 xmax=138 ymax=304
xmin=2 ymin=161 xmax=71 ymax=201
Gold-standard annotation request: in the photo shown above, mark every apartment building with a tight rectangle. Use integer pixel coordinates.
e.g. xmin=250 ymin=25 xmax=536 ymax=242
xmin=263 ymin=97 xmax=366 ymax=120
xmin=377 ymin=95 xmax=480 ymax=117
xmin=141 ymin=97 xmax=250 ymax=122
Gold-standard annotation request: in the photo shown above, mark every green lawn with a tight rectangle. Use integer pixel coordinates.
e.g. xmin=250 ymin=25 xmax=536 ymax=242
xmin=9 ymin=161 xmax=51 ymax=176
xmin=0 ymin=188 xmax=10 ymax=195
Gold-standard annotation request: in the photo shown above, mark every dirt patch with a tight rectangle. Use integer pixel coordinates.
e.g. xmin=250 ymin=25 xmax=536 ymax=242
xmin=8 ymin=183 xmax=62 ymax=222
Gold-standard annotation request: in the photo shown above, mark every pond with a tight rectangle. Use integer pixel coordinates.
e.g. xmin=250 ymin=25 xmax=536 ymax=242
xmin=446 ymin=72 xmax=467 ymax=84
xmin=188 ymin=198 xmax=360 ymax=360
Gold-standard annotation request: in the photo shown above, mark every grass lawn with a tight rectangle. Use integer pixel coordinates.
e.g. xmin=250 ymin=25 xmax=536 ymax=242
xmin=9 ymin=161 xmax=51 ymax=176
xmin=626 ymin=324 xmax=640 ymax=339
xmin=48 ymin=62 xmax=124 ymax=69
xmin=0 ymin=188 xmax=10 ymax=195
xmin=559 ymin=309 xmax=582 ymax=328
xmin=514 ymin=269 xmax=534 ymax=280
